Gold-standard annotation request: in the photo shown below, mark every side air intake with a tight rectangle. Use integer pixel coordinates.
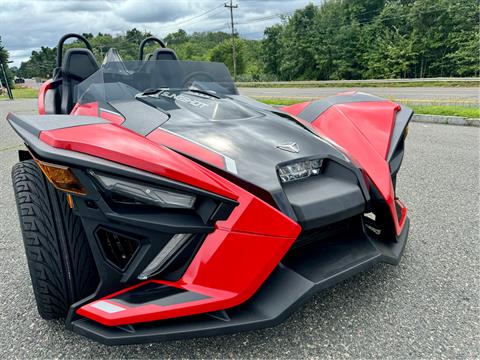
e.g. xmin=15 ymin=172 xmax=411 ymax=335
xmin=96 ymin=228 xmax=140 ymax=270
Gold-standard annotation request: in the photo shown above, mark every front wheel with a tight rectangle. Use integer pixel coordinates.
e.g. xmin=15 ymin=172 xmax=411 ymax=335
xmin=12 ymin=160 xmax=99 ymax=319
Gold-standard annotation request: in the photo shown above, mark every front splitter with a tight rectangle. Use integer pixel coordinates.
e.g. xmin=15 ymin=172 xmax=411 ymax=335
xmin=70 ymin=218 xmax=409 ymax=345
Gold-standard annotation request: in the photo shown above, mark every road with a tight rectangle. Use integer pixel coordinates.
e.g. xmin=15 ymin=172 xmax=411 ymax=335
xmin=0 ymin=100 xmax=479 ymax=359
xmin=238 ymin=87 xmax=479 ymax=106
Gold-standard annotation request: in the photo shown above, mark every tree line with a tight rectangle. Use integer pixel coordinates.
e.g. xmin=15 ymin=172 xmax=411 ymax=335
xmin=8 ymin=28 xmax=266 ymax=81
xmin=2 ymin=0 xmax=479 ymax=83
xmin=262 ymin=0 xmax=479 ymax=80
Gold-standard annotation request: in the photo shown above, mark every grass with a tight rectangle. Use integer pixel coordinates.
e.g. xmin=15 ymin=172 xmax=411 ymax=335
xmin=257 ymin=98 xmax=480 ymax=119
xmin=0 ymin=87 xmax=39 ymax=100
xmin=411 ymin=105 xmax=480 ymax=118
xmin=261 ymin=98 xmax=306 ymax=106
xmin=13 ymin=88 xmax=39 ymax=98
xmin=239 ymin=80 xmax=480 ymax=88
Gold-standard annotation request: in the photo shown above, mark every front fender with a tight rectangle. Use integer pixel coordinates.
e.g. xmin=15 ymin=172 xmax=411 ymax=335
xmin=282 ymin=92 xmax=411 ymax=235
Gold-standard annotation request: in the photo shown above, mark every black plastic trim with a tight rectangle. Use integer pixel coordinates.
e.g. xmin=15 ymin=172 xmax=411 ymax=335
xmin=299 ymin=93 xmax=387 ymax=123
xmin=387 ymin=105 xmax=413 ymax=162
xmin=110 ymin=100 xmax=170 ymax=136
xmin=281 ymin=158 xmax=367 ymax=230
xmin=6 ymin=113 xmax=108 ymax=137
xmin=112 ymin=282 xmax=210 ymax=308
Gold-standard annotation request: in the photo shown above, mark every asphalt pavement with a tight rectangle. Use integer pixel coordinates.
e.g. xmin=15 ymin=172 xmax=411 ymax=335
xmin=238 ymin=87 xmax=479 ymax=106
xmin=0 ymin=99 xmax=478 ymax=359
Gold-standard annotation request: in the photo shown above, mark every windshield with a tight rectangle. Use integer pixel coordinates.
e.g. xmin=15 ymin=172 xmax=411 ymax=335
xmin=76 ymin=60 xmax=238 ymax=104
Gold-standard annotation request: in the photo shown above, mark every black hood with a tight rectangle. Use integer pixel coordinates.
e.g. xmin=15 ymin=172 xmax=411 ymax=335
xmin=110 ymin=90 xmax=351 ymax=197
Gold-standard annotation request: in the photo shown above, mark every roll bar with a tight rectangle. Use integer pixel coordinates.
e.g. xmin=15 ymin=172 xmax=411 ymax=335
xmin=56 ymin=33 xmax=94 ymax=68
xmin=138 ymin=37 xmax=166 ymax=60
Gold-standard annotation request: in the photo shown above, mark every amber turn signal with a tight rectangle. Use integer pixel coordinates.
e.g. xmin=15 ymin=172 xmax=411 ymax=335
xmin=34 ymin=159 xmax=87 ymax=195
xmin=66 ymin=193 xmax=74 ymax=208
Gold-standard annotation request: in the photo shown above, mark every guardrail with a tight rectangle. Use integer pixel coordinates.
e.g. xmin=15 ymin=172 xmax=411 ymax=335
xmin=238 ymin=77 xmax=480 ymax=85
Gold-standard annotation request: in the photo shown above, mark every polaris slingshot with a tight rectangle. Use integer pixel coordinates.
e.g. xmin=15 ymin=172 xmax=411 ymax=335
xmin=8 ymin=34 xmax=411 ymax=345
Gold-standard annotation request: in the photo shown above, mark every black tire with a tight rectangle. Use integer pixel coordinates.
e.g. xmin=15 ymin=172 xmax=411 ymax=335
xmin=12 ymin=160 xmax=99 ymax=319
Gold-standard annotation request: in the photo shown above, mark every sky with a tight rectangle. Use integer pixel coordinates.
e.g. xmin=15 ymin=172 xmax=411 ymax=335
xmin=0 ymin=0 xmax=322 ymax=67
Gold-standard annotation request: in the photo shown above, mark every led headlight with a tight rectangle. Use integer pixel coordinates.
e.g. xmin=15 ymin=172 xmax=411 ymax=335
xmin=278 ymin=159 xmax=323 ymax=183
xmin=90 ymin=171 xmax=196 ymax=209
xmin=138 ymin=233 xmax=191 ymax=280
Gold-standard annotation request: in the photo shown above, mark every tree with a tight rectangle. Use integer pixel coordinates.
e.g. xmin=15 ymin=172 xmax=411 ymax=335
xmin=262 ymin=0 xmax=479 ymax=80
xmin=446 ymin=30 xmax=480 ymax=77
xmin=0 ymin=36 xmax=14 ymax=88
xmin=9 ymin=66 xmax=18 ymax=77
xmin=262 ymin=24 xmax=283 ymax=77
xmin=313 ymin=1 xmax=366 ymax=80
xmin=242 ymin=40 xmax=265 ymax=81
xmin=17 ymin=46 xmax=56 ymax=78
xmin=125 ymin=28 xmax=146 ymax=44
xmin=366 ymin=27 xmax=417 ymax=78
xmin=209 ymin=38 xmax=246 ymax=75
xmin=164 ymin=29 xmax=188 ymax=45
xmin=278 ymin=4 xmax=318 ymax=80
xmin=442 ymin=0 xmax=479 ymax=77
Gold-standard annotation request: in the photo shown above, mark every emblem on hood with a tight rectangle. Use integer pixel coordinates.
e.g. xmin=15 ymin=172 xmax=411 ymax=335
xmin=276 ymin=142 xmax=300 ymax=153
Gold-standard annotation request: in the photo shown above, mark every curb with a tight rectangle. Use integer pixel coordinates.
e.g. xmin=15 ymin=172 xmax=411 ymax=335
xmin=411 ymin=114 xmax=479 ymax=127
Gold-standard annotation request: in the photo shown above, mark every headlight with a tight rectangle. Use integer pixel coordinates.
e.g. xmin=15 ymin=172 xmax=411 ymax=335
xmin=90 ymin=171 xmax=196 ymax=209
xmin=278 ymin=159 xmax=323 ymax=183
xmin=138 ymin=233 xmax=191 ymax=280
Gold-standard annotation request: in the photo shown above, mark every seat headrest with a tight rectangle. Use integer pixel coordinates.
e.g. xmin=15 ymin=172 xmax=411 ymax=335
xmin=62 ymin=48 xmax=99 ymax=79
xmin=151 ymin=48 xmax=179 ymax=61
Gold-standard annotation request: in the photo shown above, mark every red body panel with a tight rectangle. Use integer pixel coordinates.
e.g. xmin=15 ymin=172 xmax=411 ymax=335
xmin=71 ymin=102 xmax=125 ymax=125
xmin=78 ymin=227 xmax=298 ymax=326
xmin=99 ymin=109 xmax=125 ymax=125
xmin=216 ymin=195 xmax=298 ymax=237
xmin=71 ymin=102 xmax=99 ymax=117
xmin=37 ymin=80 xmax=53 ymax=115
xmin=39 ymin=124 xmax=236 ymax=199
xmin=332 ymin=102 xmax=398 ymax=159
xmin=72 ymin=105 xmax=224 ymax=169
xmin=283 ymin=99 xmax=407 ymax=235
xmin=77 ymin=281 xmax=236 ymax=326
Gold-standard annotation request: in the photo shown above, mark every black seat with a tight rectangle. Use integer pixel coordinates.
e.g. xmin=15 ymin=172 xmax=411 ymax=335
xmin=60 ymin=48 xmax=99 ymax=114
xmin=151 ymin=48 xmax=179 ymax=61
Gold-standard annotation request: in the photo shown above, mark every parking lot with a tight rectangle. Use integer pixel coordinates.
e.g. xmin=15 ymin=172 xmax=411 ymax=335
xmin=0 ymin=99 xmax=478 ymax=358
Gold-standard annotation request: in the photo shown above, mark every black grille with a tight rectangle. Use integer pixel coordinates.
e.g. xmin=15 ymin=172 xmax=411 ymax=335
xmin=96 ymin=228 xmax=139 ymax=270
xmin=293 ymin=217 xmax=356 ymax=249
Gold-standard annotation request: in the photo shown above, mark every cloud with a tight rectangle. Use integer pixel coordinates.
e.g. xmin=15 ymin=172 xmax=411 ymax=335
xmin=0 ymin=0 xmax=322 ymax=66
xmin=50 ymin=0 xmax=113 ymax=13
xmin=114 ymin=1 xmax=193 ymax=23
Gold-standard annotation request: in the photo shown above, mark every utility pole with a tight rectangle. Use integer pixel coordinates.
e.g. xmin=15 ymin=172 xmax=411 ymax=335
xmin=225 ymin=0 xmax=238 ymax=80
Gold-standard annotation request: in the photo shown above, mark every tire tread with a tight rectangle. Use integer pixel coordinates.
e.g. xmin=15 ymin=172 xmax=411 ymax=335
xmin=12 ymin=160 xmax=98 ymax=319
